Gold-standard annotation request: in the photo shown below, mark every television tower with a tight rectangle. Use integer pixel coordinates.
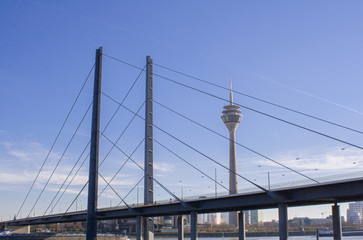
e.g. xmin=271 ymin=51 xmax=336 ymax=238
xmin=221 ymin=79 xmax=243 ymax=227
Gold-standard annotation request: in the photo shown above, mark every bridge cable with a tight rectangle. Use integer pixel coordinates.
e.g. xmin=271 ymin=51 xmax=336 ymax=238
xmin=65 ymin=163 xmax=134 ymax=213
xmin=48 ymin=137 xmax=142 ymax=214
xmin=154 ymin=74 xmax=363 ymax=151
xmin=60 ymin=103 xmax=145 ymax=214
xmin=65 ymin=172 xmax=143 ymax=213
xmin=151 ymin=124 xmax=268 ymax=192
xmin=98 ymin=138 xmax=145 ymax=198
xmin=116 ymin=176 xmax=144 ymax=207
xmin=153 ymin=138 xmax=229 ymax=192
xmin=153 ymin=99 xmax=318 ymax=184
xmin=16 ymin=64 xmax=95 ymax=218
xmin=64 ymin=169 xmax=142 ymax=214
xmin=104 ymin=54 xmax=144 ymax=71
xmin=102 ymin=65 xmax=146 ymax=132
xmin=43 ymin=140 xmax=91 ymax=215
xmin=101 ymin=92 xmax=269 ymax=192
xmin=102 ymin=54 xmax=362 ymax=149
xmin=97 ymin=102 xmax=146 ymax=196
xmin=100 ymin=56 xmax=318 ymax=184
xmin=100 ymin=132 xmax=183 ymax=203
xmin=98 ymin=172 xmax=131 ymax=210
xmin=27 ymin=101 xmax=93 ymax=218
xmin=65 ymin=176 xmax=145 ymax=213
xmin=46 ymin=70 xmax=145 ymax=216
xmin=104 ymin=54 xmax=362 ymax=135
xmin=60 ymin=116 xmax=144 ymax=215
xmin=49 ymin=152 xmax=89 ymax=214
xmin=64 ymin=181 xmax=88 ymax=213
xmin=154 ymin=63 xmax=363 ymax=135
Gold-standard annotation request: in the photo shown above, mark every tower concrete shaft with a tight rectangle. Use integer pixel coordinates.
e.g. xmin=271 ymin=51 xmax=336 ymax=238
xmin=221 ymin=81 xmax=242 ymax=227
xmin=228 ymin=130 xmax=238 ymax=195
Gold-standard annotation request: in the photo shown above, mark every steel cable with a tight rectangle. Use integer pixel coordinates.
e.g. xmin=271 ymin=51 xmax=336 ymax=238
xmin=98 ymin=138 xmax=145 ymax=198
xmin=100 ymin=132 xmax=183 ymax=203
xmin=16 ymin=64 xmax=95 ymax=218
xmin=49 ymin=68 xmax=145 ymax=216
xmin=154 ymin=63 xmax=363 ymax=135
xmin=153 ymin=138 xmax=229 ymax=192
xmin=152 ymin=99 xmax=318 ymax=184
xmin=43 ymin=141 xmax=91 ymax=215
xmin=101 ymin=92 xmax=268 ymax=192
xmin=153 ymin=74 xmax=363 ymax=151
xmin=27 ymin=102 xmax=93 ymax=218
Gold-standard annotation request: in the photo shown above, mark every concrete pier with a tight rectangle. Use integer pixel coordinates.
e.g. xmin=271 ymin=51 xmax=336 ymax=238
xmin=279 ymin=203 xmax=288 ymax=240
xmin=332 ymin=203 xmax=342 ymax=240
xmin=177 ymin=215 xmax=184 ymax=240
xmin=190 ymin=211 xmax=198 ymax=240
xmin=238 ymin=211 xmax=246 ymax=240
xmin=136 ymin=216 xmax=142 ymax=240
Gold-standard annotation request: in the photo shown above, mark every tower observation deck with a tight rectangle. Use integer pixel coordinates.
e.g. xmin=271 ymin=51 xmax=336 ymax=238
xmin=221 ymin=80 xmax=242 ymax=227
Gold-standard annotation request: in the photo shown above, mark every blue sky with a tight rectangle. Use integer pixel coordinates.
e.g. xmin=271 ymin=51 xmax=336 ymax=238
xmin=0 ymin=0 xmax=363 ymax=222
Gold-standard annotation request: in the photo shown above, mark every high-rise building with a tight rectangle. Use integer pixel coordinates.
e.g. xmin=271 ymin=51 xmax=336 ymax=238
xmin=197 ymin=213 xmax=208 ymax=224
xmin=245 ymin=210 xmax=263 ymax=224
xmin=221 ymin=80 xmax=242 ymax=227
xmin=347 ymin=201 xmax=363 ymax=225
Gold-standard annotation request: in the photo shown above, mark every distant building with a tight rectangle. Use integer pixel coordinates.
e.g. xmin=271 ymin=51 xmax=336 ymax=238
xmin=309 ymin=216 xmax=332 ymax=225
xmin=245 ymin=210 xmax=263 ymax=224
xmin=221 ymin=212 xmax=229 ymax=224
xmin=290 ymin=217 xmax=311 ymax=226
xmin=196 ymin=213 xmax=222 ymax=225
xmin=290 ymin=215 xmax=343 ymax=226
xmin=347 ymin=201 xmax=363 ymax=225
xmin=197 ymin=213 xmax=208 ymax=224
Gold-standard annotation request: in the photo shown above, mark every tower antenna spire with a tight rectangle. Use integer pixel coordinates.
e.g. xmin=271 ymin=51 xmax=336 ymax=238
xmin=229 ymin=78 xmax=233 ymax=105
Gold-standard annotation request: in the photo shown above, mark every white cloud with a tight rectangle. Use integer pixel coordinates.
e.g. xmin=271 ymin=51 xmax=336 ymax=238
xmin=2 ymin=141 xmax=51 ymax=163
xmin=35 ymin=170 xmax=88 ymax=186
xmin=0 ymin=172 xmax=34 ymax=184
xmin=254 ymin=147 xmax=363 ymax=172
xmin=0 ymin=139 xmax=91 ymax=195
xmin=154 ymin=162 xmax=175 ymax=173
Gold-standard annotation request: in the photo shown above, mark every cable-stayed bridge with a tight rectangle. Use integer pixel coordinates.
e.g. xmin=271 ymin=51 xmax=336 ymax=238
xmin=1 ymin=47 xmax=363 ymax=240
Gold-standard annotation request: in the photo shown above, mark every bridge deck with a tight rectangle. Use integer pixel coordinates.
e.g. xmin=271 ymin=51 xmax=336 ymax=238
xmin=3 ymin=177 xmax=363 ymax=226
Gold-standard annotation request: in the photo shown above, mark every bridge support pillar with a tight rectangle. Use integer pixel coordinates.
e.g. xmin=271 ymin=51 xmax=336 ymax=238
xmin=279 ymin=203 xmax=288 ymax=240
xmin=143 ymin=217 xmax=154 ymax=240
xmin=332 ymin=203 xmax=342 ymax=240
xmin=177 ymin=215 xmax=184 ymax=240
xmin=238 ymin=211 xmax=246 ymax=240
xmin=190 ymin=211 xmax=198 ymax=240
xmin=136 ymin=216 xmax=143 ymax=240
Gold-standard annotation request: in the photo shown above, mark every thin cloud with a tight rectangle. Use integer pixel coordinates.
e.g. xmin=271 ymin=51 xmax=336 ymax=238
xmin=245 ymin=72 xmax=363 ymax=115
xmin=154 ymin=162 xmax=175 ymax=173
xmin=2 ymin=141 xmax=50 ymax=163
xmin=0 ymin=172 xmax=33 ymax=184
xmin=262 ymin=147 xmax=363 ymax=172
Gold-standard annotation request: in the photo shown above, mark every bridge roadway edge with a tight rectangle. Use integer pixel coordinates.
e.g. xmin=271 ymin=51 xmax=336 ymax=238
xmin=3 ymin=178 xmax=363 ymax=226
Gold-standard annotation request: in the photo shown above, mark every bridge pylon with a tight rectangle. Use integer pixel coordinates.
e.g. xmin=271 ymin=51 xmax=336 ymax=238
xmin=143 ymin=55 xmax=154 ymax=240
xmin=86 ymin=46 xmax=103 ymax=240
